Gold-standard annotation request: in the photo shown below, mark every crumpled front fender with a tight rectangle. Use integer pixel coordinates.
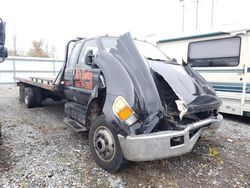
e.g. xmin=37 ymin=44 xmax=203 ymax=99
xmin=95 ymin=51 xmax=135 ymax=134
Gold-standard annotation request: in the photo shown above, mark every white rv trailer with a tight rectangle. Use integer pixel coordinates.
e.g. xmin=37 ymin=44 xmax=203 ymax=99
xmin=157 ymin=30 xmax=250 ymax=117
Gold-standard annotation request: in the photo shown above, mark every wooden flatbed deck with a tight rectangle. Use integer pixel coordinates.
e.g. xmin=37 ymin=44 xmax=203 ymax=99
xmin=15 ymin=77 xmax=58 ymax=92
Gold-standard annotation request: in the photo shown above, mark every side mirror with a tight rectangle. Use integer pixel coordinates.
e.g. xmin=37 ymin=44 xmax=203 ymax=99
xmin=172 ymin=58 xmax=178 ymax=64
xmin=85 ymin=49 xmax=93 ymax=65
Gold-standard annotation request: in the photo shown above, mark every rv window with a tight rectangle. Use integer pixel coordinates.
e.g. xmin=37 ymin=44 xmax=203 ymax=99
xmin=188 ymin=37 xmax=241 ymax=67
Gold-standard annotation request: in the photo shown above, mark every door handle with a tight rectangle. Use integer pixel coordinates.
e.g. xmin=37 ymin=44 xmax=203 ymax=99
xmin=243 ymin=64 xmax=246 ymax=74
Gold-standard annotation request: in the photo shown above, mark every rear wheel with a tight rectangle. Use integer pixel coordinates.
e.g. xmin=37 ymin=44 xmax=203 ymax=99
xmin=33 ymin=87 xmax=43 ymax=107
xmin=24 ymin=87 xmax=36 ymax=108
xmin=89 ymin=115 xmax=127 ymax=172
xmin=19 ymin=84 xmax=25 ymax=103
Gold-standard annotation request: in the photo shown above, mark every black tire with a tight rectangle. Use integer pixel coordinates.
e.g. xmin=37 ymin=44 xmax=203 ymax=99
xmin=33 ymin=87 xmax=43 ymax=107
xmin=24 ymin=87 xmax=36 ymax=108
xmin=89 ymin=115 xmax=128 ymax=172
xmin=19 ymin=84 xmax=25 ymax=103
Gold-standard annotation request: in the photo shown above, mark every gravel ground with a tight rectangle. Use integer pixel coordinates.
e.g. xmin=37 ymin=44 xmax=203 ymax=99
xmin=0 ymin=86 xmax=249 ymax=188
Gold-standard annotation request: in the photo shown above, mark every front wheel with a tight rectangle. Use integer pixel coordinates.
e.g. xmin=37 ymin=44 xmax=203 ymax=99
xmin=89 ymin=115 xmax=127 ymax=172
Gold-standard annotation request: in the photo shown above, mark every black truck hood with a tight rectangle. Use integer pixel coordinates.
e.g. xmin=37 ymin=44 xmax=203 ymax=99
xmin=149 ymin=61 xmax=221 ymax=113
xmin=95 ymin=33 xmax=221 ymax=134
xmin=111 ymin=33 xmax=220 ymax=113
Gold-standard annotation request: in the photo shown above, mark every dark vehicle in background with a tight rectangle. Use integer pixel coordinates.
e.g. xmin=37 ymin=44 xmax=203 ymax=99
xmin=0 ymin=18 xmax=8 ymax=63
xmin=16 ymin=33 xmax=222 ymax=172
xmin=0 ymin=18 xmax=8 ymax=144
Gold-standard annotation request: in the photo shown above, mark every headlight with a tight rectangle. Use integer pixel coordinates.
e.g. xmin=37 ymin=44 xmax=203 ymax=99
xmin=112 ymin=96 xmax=138 ymax=126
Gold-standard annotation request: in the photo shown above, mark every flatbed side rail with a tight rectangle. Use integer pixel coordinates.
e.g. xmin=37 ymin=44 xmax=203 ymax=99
xmin=15 ymin=77 xmax=58 ymax=92
xmin=30 ymin=77 xmax=54 ymax=85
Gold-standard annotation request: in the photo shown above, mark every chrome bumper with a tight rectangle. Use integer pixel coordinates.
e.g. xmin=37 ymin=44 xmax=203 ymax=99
xmin=118 ymin=114 xmax=223 ymax=161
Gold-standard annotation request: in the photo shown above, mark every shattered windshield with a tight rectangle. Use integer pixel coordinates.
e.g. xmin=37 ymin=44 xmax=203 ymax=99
xmin=101 ymin=37 xmax=170 ymax=62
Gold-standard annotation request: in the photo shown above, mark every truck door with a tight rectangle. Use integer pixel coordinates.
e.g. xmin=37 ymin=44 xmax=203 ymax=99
xmin=64 ymin=41 xmax=83 ymax=101
xmin=72 ymin=39 xmax=100 ymax=105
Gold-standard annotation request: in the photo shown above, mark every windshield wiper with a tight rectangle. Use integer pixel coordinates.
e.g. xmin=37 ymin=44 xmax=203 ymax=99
xmin=146 ymin=57 xmax=166 ymax=62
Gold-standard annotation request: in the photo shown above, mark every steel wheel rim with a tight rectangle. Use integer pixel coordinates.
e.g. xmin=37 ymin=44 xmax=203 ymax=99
xmin=93 ymin=126 xmax=115 ymax=162
xmin=24 ymin=95 xmax=29 ymax=105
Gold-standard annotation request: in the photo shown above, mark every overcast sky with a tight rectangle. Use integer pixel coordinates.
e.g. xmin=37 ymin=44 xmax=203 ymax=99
xmin=1 ymin=0 xmax=250 ymax=58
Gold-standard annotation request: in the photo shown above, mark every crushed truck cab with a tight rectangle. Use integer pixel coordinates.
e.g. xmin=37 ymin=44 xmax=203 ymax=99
xmin=16 ymin=32 xmax=222 ymax=172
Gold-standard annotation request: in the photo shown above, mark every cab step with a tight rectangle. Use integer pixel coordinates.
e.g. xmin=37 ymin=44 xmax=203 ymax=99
xmin=63 ymin=117 xmax=87 ymax=132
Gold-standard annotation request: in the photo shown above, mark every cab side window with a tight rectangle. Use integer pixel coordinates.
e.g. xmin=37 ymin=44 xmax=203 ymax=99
xmin=68 ymin=42 xmax=82 ymax=68
xmin=78 ymin=40 xmax=98 ymax=66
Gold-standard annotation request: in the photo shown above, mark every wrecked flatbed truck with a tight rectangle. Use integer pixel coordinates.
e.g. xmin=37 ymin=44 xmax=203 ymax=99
xmin=16 ymin=33 xmax=223 ymax=172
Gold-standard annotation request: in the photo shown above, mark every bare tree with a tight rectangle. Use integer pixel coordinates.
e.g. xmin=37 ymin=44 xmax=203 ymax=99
xmin=27 ymin=40 xmax=50 ymax=57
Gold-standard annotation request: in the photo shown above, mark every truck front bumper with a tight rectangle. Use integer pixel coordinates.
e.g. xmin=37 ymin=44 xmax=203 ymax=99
xmin=118 ymin=114 xmax=223 ymax=161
